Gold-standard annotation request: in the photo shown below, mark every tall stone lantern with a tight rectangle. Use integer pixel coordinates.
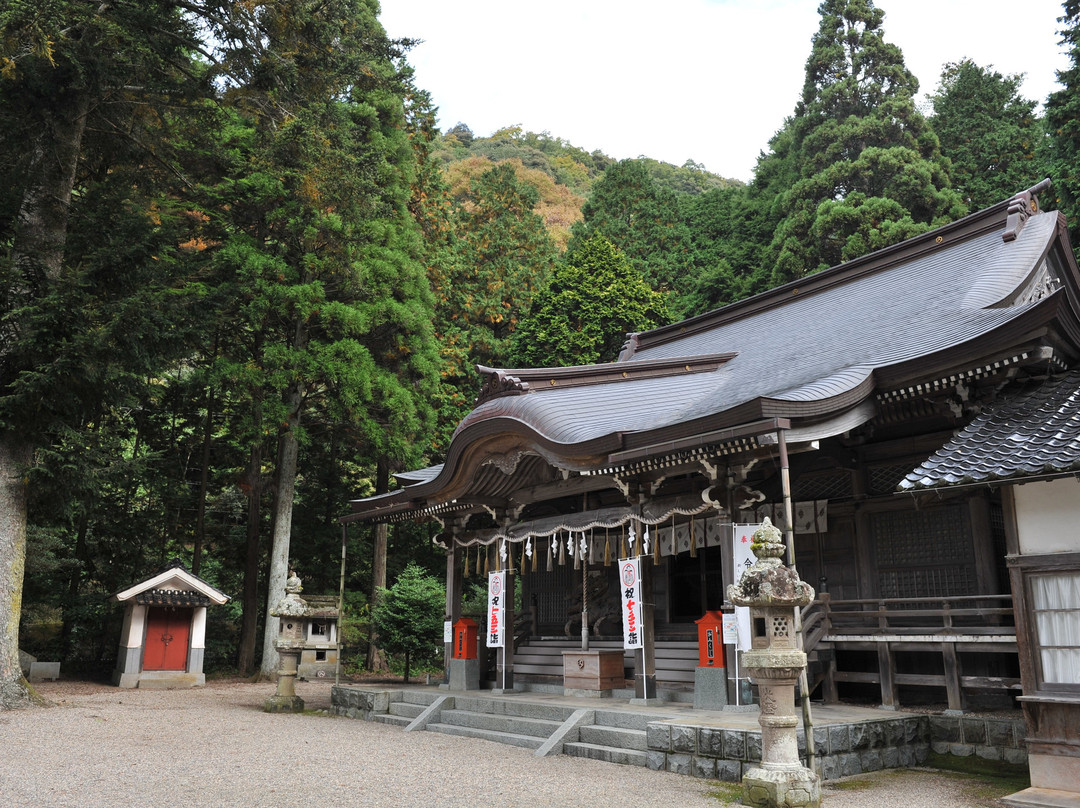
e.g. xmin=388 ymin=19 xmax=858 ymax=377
xmin=264 ymin=569 xmax=307 ymax=713
xmin=727 ymin=518 xmax=820 ymax=808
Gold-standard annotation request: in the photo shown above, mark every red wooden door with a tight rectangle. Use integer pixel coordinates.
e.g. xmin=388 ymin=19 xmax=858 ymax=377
xmin=143 ymin=607 xmax=191 ymax=671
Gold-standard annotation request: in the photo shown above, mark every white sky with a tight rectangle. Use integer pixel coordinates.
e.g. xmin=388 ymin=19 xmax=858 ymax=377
xmin=379 ymin=0 xmax=1071 ymax=183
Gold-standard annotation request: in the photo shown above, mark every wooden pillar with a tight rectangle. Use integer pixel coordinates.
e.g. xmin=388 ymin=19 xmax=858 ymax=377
xmin=443 ymin=537 xmax=463 ymax=682
xmin=877 ymin=642 xmax=898 ymax=709
xmin=635 ymin=553 xmax=657 ymax=700
xmin=495 ymin=538 xmax=515 ymax=692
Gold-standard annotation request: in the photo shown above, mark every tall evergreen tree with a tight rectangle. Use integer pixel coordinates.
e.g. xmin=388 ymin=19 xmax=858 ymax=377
xmin=759 ymin=0 xmax=964 ymax=285
xmin=569 ymin=160 xmax=692 ymax=300
xmin=0 ymin=0 xmax=212 ymax=708
xmin=431 ymin=163 xmax=556 ymax=448
xmin=930 ymin=59 xmax=1044 ymax=211
xmin=508 ymin=235 xmax=670 ymax=368
xmin=1046 ymin=0 xmax=1080 ymax=249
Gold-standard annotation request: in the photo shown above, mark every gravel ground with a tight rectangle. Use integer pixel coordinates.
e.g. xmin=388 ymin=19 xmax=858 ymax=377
xmin=1 ymin=680 xmax=1016 ymax=808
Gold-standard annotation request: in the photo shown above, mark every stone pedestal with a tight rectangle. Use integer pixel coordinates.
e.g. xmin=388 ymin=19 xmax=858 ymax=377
xmin=265 ymin=643 xmax=305 ymax=713
xmin=694 ymin=666 xmax=729 ymax=710
xmin=449 ymin=657 xmax=480 ymax=690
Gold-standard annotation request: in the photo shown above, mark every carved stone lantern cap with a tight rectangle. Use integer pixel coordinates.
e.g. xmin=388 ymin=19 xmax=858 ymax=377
xmin=270 ymin=568 xmax=308 ymax=618
xmin=727 ymin=518 xmax=814 ymax=608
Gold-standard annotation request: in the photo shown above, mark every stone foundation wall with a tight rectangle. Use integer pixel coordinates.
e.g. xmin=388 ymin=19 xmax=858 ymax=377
xmin=928 ymin=715 xmax=1027 ymax=766
xmin=645 ymin=716 xmax=931 ymax=782
xmin=331 ymin=686 xmax=388 ymax=720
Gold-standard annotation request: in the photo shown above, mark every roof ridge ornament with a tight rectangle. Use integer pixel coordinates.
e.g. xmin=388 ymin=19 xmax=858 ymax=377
xmin=1002 ymin=178 xmax=1052 ymax=243
xmin=476 ymin=369 xmax=530 ymax=405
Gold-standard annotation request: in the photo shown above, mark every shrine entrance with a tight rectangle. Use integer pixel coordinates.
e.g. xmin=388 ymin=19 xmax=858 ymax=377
xmin=143 ymin=606 xmax=191 ymax=671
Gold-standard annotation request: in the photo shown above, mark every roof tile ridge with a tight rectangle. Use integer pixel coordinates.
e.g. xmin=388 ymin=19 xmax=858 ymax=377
xmin=631 ymin=182 xmax=1053 ymax=355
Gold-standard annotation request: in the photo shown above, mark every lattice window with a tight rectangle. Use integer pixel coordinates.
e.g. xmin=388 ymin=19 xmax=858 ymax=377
xmin=872 ymin=504 xmax=976 ymax=598
xmin=795 ymin=471 xmax=853 ymax=501
xmin=869 ymin=463 xmax=915 ymax=495
xmin=771 ymin=615 xmax=790 ymax=639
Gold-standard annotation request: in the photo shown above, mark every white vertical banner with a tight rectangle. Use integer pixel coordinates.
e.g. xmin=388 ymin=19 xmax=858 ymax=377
xmin=486 ymin=571 xmax=506 ymax=648
xmin=620 ymin=557 xmax=644 ymax=650
xmin=732 ymin=525 xmax=756 ymax=652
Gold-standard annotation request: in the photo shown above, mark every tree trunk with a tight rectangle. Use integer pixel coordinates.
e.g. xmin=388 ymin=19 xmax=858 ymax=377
xmin=366 ymin=456 xmax=390 ymax=671
xmin=259 ymin=388 xmax=303 ymax=677
xmin=192 ymin=386 xmax=215 ymax=576
xmin=1 ymin=86 xmax=89 ymax=710
xmin=0 ymin=438 xmax=33 ymax=709
xmin=236 ymin=442 xmax=265 ymax=677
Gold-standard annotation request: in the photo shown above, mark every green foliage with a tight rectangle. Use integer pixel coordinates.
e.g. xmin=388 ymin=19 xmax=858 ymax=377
xmin=429 ymin=162 xmax=557 ymax=449
xmin=677 ymin=185 xmax=777 ymax=317
xmin=569 ymin=159 xmax=694 ymax=300
xmin=930 ymin=59 xmax=1044 ymax=211
xmin=370 ymin=562 xmax=445 ymax=682
xmin=1046 ymin=0 xmax=1080 ymax=249
xmin=758 ymin=0 xmax=965 ymax=284
xmin=508 ymin=235 xmax=670 ymax=367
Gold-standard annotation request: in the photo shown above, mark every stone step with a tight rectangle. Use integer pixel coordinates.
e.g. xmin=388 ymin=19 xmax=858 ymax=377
xmin=563 ymin=741 xmax=647 ymax=767
xmin=452 ymin=696 xmax=577 ymax=723
xmin=373 ymin=714 xmax=412 ymax=728
xmin=578 ymin=724 xmax=648 ymax=750
xmin=388 ymin=701 xmax=426 ymax=719
xmin=400 ymin=689 xmax=441 ymax=706
xmin=426 ymin=722 xmax=545 ymax=750
xmin=593 ymin=709 xmax=654 ymax=731
xmin=438 ymin=708 xmax=562 ymax=739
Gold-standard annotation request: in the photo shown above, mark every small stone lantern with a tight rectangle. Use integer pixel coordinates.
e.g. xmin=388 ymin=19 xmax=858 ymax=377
xmin=264 ymin=569 xmax=307 ymax=713
xmin=727 ymin=518 xmax=820 ymax=808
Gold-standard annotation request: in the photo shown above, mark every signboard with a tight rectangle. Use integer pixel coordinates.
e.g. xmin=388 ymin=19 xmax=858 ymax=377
xmin=443 ymin=620 xmax=453 ymax=643
xmin=731 ymin=525 xmax=757 ymax=652
xmin=620 ymin=557 xmax=644 ymax=650
xmin=721 ymin=613 xmax=739 ymax=646
xmin=486 ymin=571 xmax=506 ymax=648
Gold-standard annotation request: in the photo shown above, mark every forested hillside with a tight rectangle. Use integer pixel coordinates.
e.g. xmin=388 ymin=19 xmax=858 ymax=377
xmin=2 ymin=0 xmax=1078 ymax=703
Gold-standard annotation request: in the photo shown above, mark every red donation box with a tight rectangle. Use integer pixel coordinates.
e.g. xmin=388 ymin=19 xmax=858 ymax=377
xmin=696 ymin=611 xmax=726 ymax=668
xmin=453 ymin=617 xmax=478 ymax=660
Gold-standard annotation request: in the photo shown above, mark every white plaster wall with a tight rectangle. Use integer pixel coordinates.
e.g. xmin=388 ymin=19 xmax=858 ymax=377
xmin=191 ymin=606 xmax=207 ymax=649
xmin=123 ymin=604 xmax=147 ymax=648
xmin=1014 ymin=477 xmax=1080 ymax=555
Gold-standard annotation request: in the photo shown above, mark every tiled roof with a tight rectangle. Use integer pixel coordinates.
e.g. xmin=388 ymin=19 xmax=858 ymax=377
xmin=134 ymin=588 xmax=214 ymax=607
xmin=901 ymin=369 xmax=1080 ymax=490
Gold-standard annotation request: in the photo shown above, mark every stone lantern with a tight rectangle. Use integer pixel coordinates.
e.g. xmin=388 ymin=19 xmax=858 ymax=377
xmin=727 ymin=518 xmax=820 ymax=808
xmin=264 ymin=569 xmax=307 ymax=713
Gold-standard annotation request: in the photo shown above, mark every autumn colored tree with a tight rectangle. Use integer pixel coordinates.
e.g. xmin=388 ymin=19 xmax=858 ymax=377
xmin=508 ymin=235 xmax=671 ymax=368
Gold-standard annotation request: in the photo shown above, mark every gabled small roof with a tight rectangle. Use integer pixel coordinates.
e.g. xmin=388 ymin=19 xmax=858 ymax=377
xmin=112 ymin=559 xmax=230 ymax=605
xmin=901 ymin=369 xmax=1080 ymax=491
xmin=347 ymin=181 xmax=1080 ymax=524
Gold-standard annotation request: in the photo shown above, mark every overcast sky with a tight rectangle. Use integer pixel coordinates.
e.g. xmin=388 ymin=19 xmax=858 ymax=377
xmin=379 ymin=0 xmax=1071 ymax=183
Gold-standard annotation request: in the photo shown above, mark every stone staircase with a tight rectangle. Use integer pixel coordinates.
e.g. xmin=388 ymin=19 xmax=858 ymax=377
xmin=563 ymin=710 xmax=649 ymax=767
xmin=363 ymin=689 xmax=653 ymax=766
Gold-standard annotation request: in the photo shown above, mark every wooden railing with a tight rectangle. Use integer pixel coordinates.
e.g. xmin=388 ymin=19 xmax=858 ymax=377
xmin=800 ymin=594 xmax=1019 ymax=710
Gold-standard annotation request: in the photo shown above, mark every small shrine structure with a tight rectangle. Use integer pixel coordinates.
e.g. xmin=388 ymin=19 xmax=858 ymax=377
xmin=111 ymin=558 xmax=230 ymax=689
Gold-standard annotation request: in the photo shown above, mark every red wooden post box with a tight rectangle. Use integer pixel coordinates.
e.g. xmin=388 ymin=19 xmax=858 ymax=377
xmin=696 ymin=610 xmax=726 ymax=668
xmin=453 ymin=617 xmax=478 ymax=660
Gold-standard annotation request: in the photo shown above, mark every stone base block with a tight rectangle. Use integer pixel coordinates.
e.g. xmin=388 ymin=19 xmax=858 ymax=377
xmin=264 ymin=694 xmax=305 ymax=713
xmin=743 ymin=765 xmax=822 ymax=808
xmin=694 ymin=666 xmax=729 ymax=710
xmin=449 ymin=658 xmax=480 ymax=691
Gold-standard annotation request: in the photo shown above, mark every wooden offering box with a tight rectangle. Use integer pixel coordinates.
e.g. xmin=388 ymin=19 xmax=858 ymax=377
xmin=562 ymin=649 xmax=625 ymax=691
